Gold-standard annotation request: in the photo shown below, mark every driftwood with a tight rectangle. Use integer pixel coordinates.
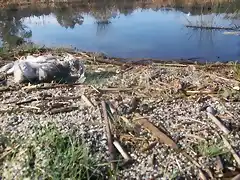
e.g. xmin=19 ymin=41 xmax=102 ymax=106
xmin=101 ymin=101 xmax=116 ymax=170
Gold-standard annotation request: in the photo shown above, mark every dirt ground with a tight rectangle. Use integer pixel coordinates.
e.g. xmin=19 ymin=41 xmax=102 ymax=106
xmin=0 ymin=49 xmax=240 ymax=179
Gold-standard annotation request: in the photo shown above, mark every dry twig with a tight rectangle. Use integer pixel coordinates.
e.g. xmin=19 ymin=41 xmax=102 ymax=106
xmin=222 ymin=136 xmax=240 ymax=167
xmin=49 ymin=106 xmax=78 ymax=114
xmin=207 ymin=112 xmax=230 ymax=134
xmin=113 ymin=140 xmax=131 ymax=162
xmin=101 ymin=101 xmax=116 ymax=170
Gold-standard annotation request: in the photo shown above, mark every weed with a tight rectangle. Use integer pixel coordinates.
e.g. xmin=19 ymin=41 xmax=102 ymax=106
xmin=196 ymin=140 xmax=228 ymax=157
xmin=1 ymin=124 xmax=107 ymax=179
xmin=232 ymin=62 xmax=240 ymax=81
xmin=170 ymin=169 xmax=181 ymax=179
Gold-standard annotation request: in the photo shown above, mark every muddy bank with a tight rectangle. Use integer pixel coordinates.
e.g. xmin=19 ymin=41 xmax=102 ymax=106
xmin=0 ymin=47 xmax=240 ymax=179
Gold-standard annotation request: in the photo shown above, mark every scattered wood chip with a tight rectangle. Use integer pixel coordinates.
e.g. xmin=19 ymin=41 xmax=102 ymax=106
xmin=134 ymin=116 xmax=178 ymax=149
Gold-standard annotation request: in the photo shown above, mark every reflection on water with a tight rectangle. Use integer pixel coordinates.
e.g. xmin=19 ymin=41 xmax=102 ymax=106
xmin=0 ymin=0 xmax=240 ymax=62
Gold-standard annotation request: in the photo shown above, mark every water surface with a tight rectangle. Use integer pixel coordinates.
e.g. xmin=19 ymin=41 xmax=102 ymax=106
xmin=1 ymin=1 xmax=240 ymax=62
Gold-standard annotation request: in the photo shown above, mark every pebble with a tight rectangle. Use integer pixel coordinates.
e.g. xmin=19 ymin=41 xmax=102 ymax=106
xmin=206 ymin=106 xmax=217 ymax=115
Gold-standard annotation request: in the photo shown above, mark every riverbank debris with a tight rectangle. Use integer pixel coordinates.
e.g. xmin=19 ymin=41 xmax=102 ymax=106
xmin=1 ymin=49 xmax=240 ymax=179
xmin=0 ymin=53 xmax=85 ymax=84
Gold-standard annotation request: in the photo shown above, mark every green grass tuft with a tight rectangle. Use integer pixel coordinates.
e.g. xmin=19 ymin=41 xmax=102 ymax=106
xmin=1 ymin=124 xmax=106 ymax=179
xmin=197 ymin=140 xmax=228 ymax=157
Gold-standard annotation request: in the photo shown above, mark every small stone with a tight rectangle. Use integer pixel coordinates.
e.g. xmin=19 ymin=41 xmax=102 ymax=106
xmin=140 ymin=104 xmax=149 ymax=113
xmin=206 ymin=106 xmax=217 ymax=115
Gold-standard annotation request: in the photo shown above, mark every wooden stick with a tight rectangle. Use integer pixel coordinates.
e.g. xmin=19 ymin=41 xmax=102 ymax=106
xmin=16 ymin=98 xmax=39 ymax=105
xmin=222 ymin=136 xmax=240 ymax=167
xmin=207 ymin=112 xmax=230 ymax=134
xmin=19 ymin=105 xmax=41 ymax=110
xmin=99 ymin=87 xmax=133 ymax=92
xmin=215 ymin=156 xmax=224 ymax=173
xmin=49 ymin=106 xmax=78 ymax=114
xmin=183 ymin=134 xmax=206 ymax=141
xmin=113 ymin=140 xmax=131 ymax=161
xmin=101 ymin=101 xmax=116 ymax=170
xmin=186 ymin=90 xmax=215 ymax=94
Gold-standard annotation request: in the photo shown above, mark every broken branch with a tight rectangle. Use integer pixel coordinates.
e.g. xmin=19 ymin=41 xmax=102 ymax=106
xmin=207 ymin=112 xmax=230 ymax=134
xmin=222 ymin=136 xmax=240 ymax=167
xmin=101 ymin=101 xmax=116 ymax=170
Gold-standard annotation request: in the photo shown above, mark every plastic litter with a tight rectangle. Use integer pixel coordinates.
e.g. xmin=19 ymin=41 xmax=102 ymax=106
xmin=0 ymin=53 xmax=85 ymax=84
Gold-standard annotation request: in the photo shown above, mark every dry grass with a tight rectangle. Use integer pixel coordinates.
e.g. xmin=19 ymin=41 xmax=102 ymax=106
xmin=0 ymin=0 xmax=235 ymax=9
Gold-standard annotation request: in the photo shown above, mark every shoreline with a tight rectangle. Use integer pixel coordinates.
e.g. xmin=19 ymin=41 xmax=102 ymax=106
xmin=0 ymin=43 xmax=238 ymax=66
xmin=1 ymin=45 xmax=240 ymax=179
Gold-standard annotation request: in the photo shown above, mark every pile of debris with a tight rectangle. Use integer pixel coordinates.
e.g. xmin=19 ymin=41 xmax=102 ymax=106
xmin=0 ymin=53 xmax=86 ymax=84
